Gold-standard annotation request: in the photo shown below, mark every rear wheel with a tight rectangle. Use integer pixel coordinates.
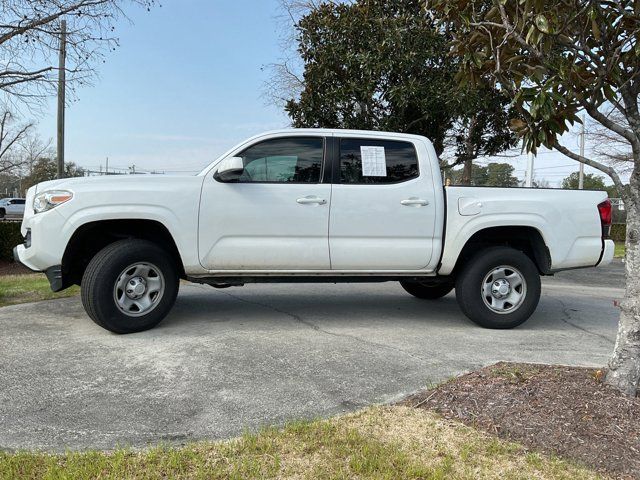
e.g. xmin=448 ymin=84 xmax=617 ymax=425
xmin=81 ymin=239 xmax=179 ymax=333
xmin=400 ymin=280 xmax=454 ymax=300
xmin=455 ymin=246 xmax=541 ymax=329
xmin=0 ymin=208 xmax=5 ymax=219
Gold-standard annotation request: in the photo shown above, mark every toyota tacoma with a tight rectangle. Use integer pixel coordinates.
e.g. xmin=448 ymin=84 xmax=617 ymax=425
xmin=13 ymin=129 xmax=615 ymax=333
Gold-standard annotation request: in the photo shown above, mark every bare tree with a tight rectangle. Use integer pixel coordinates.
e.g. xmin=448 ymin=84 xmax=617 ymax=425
xmin=0 ymin=109 xmax=32 ymax=174
xmin=0 ymin=0 xmax=155 ymax=108
xmin=19 ymin=128 xmax=52 ymax=175
xmin=586 ymin=108 xmax=634 ymax=176
xmin=263 ymin=61 xmax=304 ymax=109
xmin=263 ymin=0 xmax=353 ymax=108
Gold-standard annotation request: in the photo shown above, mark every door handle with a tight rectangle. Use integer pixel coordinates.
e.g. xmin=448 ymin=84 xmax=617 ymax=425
xmin=297 ymin=196 xmax=327 ymax=205
xmin=400 ymin=198 xmax=429 ymax=206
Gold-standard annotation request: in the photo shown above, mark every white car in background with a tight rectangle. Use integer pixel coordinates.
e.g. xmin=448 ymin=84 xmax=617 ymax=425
xmin=0 ymin=198 xmax=25 ymax=219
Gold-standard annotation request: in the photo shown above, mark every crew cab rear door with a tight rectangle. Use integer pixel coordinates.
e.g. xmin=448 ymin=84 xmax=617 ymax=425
xmin=198 ymin=135 xmax=332 ymax=270
xmin=328 ymin=136 xmax=438 ymax=270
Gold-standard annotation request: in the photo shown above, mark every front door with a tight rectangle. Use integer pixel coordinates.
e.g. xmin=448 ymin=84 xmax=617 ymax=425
xmin=198 ymin=136 xmax=331 ymax=270
xmin=329 ymin=137 xmax=437 ymax=270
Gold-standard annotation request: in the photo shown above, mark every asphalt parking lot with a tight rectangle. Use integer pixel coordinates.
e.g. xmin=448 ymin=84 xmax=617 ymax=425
xmin=0 ymin=261 xmax=625 ymax=452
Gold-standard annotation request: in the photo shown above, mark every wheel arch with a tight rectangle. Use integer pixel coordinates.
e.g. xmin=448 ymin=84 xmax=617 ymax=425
xmin=62 ymin=219 xmax=185 ymax=287
xmin=441 ymin=225 xmax=551 ymax=277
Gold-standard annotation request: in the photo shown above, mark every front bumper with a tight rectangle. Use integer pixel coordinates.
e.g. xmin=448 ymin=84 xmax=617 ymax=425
xmin=597 ymin=239 xmax=615 ymax=267
xmin=14 ymin=246 xmax=66 ymax=292
xmin=13 ymin=245 xmax=38 ymax=271
xmin=13 ymin=207 xmax=71 ymax=292
xmin=14 ymin=208 xmax=67 ymax=271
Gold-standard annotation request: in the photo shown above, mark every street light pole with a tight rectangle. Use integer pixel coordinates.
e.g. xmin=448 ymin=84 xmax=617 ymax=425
xmin=579 ymin=114 xmax=585 ymax=189
xmin=56 ymin=19 xmax=66 ymax=179
xmin=525 ymin=151 xmax=535 ymax=187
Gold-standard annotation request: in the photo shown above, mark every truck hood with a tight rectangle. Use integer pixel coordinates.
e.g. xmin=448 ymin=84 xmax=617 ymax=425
xmin=33 ymin=174 xmax=200 ymax=194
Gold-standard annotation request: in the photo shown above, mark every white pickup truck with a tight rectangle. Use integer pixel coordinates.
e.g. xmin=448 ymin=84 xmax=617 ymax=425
xmin=14 ymin=129 xmax=615 ymax=334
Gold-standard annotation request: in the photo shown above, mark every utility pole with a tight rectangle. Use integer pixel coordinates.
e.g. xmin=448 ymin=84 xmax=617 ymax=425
xmin=525 ymin=151 xmax=535 ymax=187
xmin=578 ymin=114 xmax=585 ymax=189
xmin=56 ymin=19 xmax=66 ymax=179
xmin=105 ymin=157 xmax=109 ymax=175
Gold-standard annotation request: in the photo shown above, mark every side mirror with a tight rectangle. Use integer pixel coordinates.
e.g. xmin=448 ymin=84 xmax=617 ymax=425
xmin=214 ymin=156 xmax=244 ymax=181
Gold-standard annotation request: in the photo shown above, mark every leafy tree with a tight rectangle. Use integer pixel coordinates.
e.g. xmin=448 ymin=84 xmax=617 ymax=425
xmin=561 ymin=171 xmax=625 ymax=198
xmin=451 ymin=162 xmax=519 ymax=187
xmin=21 ymin=157 xmax=84 ymax=192
xmin=282 ymin=0 xmax=517 ymax=178
xmin=484 ymin=163 xmax=519 ymax=187
xmin=451 ymin=163 xmax=488 ymax=186
xmin=561 ymin=172 xmax=607 ymax=191
xmin=431 ymin=0 xmax=640 ymax=395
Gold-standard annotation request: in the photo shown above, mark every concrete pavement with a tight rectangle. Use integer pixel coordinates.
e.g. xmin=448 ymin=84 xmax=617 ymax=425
xmin=0 ymin=261 xmax=624 ymax=451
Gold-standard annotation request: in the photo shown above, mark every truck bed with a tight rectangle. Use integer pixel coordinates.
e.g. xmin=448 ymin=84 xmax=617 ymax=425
xmin=439 ymin=186 xmax=609 ymax=275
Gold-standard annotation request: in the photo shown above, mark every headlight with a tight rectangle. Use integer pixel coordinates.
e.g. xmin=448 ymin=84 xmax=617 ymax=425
xmin=33 ymin=190 xmax=73 ymax=214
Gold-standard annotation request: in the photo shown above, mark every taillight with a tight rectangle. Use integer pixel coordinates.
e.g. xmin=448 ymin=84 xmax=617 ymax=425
xmin=598 ymin=199 xmax=612 ymax=238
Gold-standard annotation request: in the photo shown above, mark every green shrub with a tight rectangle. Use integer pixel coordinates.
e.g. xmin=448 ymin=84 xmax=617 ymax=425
xmin=0 ymin=222 xmax=23 ymax=262
xmin=610 ymin=224 xmax=626 ymax=242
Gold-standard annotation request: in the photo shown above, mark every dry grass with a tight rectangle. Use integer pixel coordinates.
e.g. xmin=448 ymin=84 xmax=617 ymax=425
xmin=0 ymin=407 xmax=603 ymax=479
xmin=405 ymin=362 xmax=639 ymax=478
xmin=0 ymin=274 xmax=79 ymax=307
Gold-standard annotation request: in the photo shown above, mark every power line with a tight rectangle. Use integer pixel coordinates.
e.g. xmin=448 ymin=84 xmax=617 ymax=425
xmin=532 ymin=164 xmax=577 ymax=170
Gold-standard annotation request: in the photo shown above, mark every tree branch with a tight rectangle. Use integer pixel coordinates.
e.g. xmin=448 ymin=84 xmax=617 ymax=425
xmin=578 ymin=98 xmax=639 ymax=146
xmin=0 ymin=0 xmax=109 ymax=45
xmin=553 ymin=142 xmax=626 ymax=193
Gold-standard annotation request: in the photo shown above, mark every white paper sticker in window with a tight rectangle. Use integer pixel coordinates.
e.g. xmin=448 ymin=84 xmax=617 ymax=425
xmin=360 ymin=146 xmax=386 ymax=176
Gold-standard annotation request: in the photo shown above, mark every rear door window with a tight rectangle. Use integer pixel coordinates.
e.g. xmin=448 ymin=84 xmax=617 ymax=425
xmin=339 ymin=138 xmax=419 ymax=184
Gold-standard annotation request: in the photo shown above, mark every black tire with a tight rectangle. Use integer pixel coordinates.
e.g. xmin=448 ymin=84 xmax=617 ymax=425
xmin=0 ymin=208 xmax=5 ymax=219
xmin=455 ymin=246 xmax=541 ymax=329
xmin=400 ymin=280 xmax=454 ymax=300
xmin=81 ymin=239 xmax=179 ymax=334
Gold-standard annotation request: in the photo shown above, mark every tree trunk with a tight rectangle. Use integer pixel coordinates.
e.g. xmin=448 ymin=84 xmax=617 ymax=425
xmin=605 ymin=164 xmax=640 ymax=396
xmin=461 ymin=157 xmax=473 ymax=185
xmin=460 ymin=116 xmax=478 ymax=186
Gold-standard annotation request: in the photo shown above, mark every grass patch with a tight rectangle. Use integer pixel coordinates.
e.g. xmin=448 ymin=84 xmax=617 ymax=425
xmin=0 ymin=407 xmax=602 ymax=479
xmin=489 ymin=363 xmax=542 ymax=384
xmin=614 ymin=243 xmax=625 ymax=258
xmin=0 ymin=274 xmax=79 ymax=307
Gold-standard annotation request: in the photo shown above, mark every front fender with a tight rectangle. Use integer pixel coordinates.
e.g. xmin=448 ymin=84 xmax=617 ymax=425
xmin=60 ymin=205 xmax=204 ymax=274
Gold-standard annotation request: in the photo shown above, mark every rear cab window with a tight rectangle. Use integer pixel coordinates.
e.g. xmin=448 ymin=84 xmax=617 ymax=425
xmin=338 ymin=138 xmax=419 ymax=184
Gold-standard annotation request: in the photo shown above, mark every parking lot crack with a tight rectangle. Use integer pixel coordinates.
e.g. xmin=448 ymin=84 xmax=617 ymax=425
xmin=216 ymin=290 xmax=428 ymax=362
xmin=557 ymin=299 xmax=615 ymax=345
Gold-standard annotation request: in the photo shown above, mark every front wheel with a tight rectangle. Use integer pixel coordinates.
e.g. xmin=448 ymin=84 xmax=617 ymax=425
xmin=455 ymin=246 xmax=541 ymax=329
xmin=81 ymin=239 xmax=179 ymax=334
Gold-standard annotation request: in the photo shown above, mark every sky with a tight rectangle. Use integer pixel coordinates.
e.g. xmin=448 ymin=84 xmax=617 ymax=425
xmin=32 ymin=0 xmax=617 ymax=185
xmin=36 ymin=0 xmax=289 ymax=175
